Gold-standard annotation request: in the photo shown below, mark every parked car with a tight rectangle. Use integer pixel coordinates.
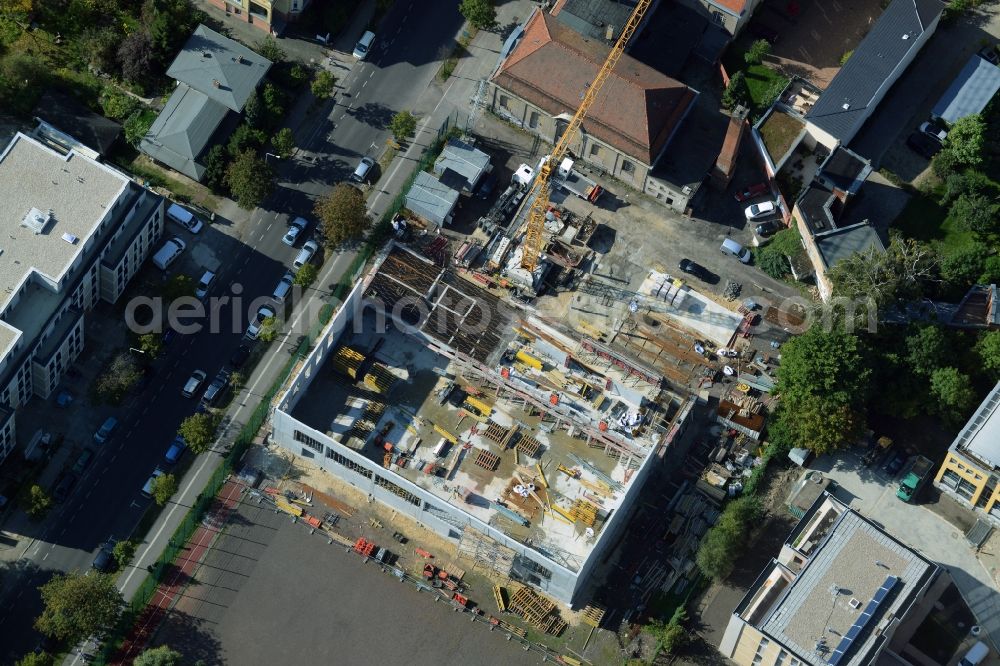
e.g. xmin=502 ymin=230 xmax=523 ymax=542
xmin=678 ymin=259 xmax=717 ymax=283
xmin=229 ymin=344 xmax=251 ymax=369
xmin=919 ymin=120 xmax=948 ymax=142
xmin=283 ymin=217 xmax=307 ymax=246
xmin=882 ymin=451 xmax=907 ymax=477
xmin=94 ymin=417 xmax=119 ymax=444
xmin=195 ymin=270 xmax=216 ymax=300
xmin=721 ymin=238 xmax=752 ymax=264
xmin=164 ymin=436 xmax=187 ymax=464
xmin=201 ymin=369 xmax=231 ymax=408
xmin=353 ymin=30 xmax=375 ymax=60
xmin=92 ymin=539 xmax=116 ymax=572
xmin=166 ymin=203 xmax=204 ymax=234
xmin=351 ymin=157 xmax=376 ymax=184
xmin=906 ymin=131 xmax=942 ymax=159
xmin=744 ymin=201 xmax=777 ymax=220
xmin=475 ymin=173 xmax=498 ymax=200
xmin=246 ymin=305 xmax=276 ymax=340
xmin=755 ymin=220 xmax=782 ymax=237
xmin=141 ymin=468 xmax=165 ymax=498
xmin=72 ymin=449 xmax=93 ymax=474
xmin=734 ymin=182 xmax=768 ymax=202
xmin=293 ymin=240 xmax=319 ymax=270
xmin=53 ymin=474 xmax=77 ymax=503
xmin=181 ymin=369 xmax=207 ymax=398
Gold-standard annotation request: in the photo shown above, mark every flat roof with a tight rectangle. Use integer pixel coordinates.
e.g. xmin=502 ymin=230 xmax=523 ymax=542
xmin=747 ymin=496 xmax=936 ymax=666
xmin=433 ymin=139 xmax=490 ymax=191
xmin=815 ymin=222 xmax=885 ymax=269
xmin=932 ymin=55 xmax=1000 ymax=123
xmin=405 ymin=171 xmax=460 ymax=225
xmin=952 ymin=381 xmax=1000 ymax=468
xmin=0 ymin=133 xmax=128 ymax=312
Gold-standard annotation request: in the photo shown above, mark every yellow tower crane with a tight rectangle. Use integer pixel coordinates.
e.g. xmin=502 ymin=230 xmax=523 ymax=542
xmin=520 ymin=0 xmax=654 ymax=271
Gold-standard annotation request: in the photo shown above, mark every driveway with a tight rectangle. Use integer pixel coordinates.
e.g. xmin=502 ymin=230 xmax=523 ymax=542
xmin=850 ymin=5 xmax=1000 ymax=172
xmin=810 ymin=450 xmax=1000 ymax=653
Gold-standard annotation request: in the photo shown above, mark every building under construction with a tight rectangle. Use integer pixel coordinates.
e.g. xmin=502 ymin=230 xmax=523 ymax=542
xmin=271 ymin=243 xmax=696 ymax=606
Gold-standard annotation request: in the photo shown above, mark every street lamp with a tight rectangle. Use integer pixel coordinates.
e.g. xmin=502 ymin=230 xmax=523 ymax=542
xmin=128 ymin=347 xmax=148 ymax=356
xmin=265 ymin=152 xmax=282 ymax=164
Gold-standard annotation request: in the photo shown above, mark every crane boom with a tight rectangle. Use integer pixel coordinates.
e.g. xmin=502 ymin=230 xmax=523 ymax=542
xmin=520 ymin=0 xmax=653 ymax=272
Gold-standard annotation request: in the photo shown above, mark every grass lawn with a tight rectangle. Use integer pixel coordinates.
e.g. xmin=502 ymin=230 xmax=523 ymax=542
xmin=892 ymin=189 xmax=975 ymax=257
xmin=743 ymin=64 xmax=788 ymax=109
xmin=758 ymin=111 xmax=802 ymax=161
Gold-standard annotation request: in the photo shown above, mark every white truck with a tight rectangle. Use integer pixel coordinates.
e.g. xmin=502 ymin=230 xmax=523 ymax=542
xmin=152 ymin=237 xmax=186 ymax=271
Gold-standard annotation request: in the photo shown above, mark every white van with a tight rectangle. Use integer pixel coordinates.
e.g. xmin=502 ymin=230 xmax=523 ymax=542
xmin=353 ymin=31 xmax=375 ymax=59
xmin=166 ymin=203 xmax=203 ymax=234
xmin=272 ymin=271 xmax=294 ymax=304
xmin=720 ymin=238 xmax=752 ymax=264
xmin=152 ymin=237 xmax=186 ymax=271
xmin=960 ymin=642 xmax=989 ymax=666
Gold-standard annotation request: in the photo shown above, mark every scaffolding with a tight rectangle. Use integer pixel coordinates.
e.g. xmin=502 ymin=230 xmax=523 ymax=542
xmin=457 ymin=529 xmax=516 ymax=577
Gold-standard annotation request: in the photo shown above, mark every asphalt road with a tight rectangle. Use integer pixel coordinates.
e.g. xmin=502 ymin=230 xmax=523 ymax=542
xmin=0 ymin=0 xmax=461 ymax=659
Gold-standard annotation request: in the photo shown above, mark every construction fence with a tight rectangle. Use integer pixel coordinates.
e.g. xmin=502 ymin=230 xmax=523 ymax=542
xmin=94 ymin=114 xmax=465 ymax=664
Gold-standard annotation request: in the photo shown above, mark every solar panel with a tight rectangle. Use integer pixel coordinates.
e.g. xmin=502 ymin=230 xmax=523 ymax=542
xmin=826 ymin=575 xmax=899 ymax=665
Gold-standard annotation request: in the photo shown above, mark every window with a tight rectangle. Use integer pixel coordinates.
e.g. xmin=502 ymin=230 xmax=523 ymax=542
xmin=374 ymin=473 xmax=421 ymax=506
xmin=589 ymin=143 xmax=600 ymax=156
xmin=528 ymin=111 xmax=539 ymax=129
xmin=325 ymin=447 xmax=373 ymax=479
xmin=621 ymin=160 xmax=635 ymax=174
xmin=499 ymin=95 xmax=510 ymax=109
xmin=294 ymin=429 xmax=323 ymax=453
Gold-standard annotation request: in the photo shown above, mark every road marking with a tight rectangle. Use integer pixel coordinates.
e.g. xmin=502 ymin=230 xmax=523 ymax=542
xmin=258 ymin=232 xmax=265 ymax=241
xmin=42 ymin=551 xmax=49 ymax=561
xmin=110 ymin=453 xmax=117 ymax=463
xmin=369 ymin=71 xmax=375 ymax=79
xmin=86 ymin=489 xmax=92 ymax=499
xmin=266 ymin=222 xmax=273 ymax=231
xmin=362 ymin=80 xmax=368 ymax=89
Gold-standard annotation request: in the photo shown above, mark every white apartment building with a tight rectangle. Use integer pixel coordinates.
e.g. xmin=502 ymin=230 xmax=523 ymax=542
xmin=0 ymin=132 xmax=164 ymax=463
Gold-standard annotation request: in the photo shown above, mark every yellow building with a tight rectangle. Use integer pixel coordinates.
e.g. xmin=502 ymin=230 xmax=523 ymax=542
xmin=209 ymin=0 xmax=314 ymax=33
xmin=719 ymin=494 xmax=948 ymax=666
xmin=933 ymin=382 xmax=1000 ymax=520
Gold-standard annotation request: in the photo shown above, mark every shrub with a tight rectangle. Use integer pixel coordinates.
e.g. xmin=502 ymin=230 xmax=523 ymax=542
xmin=721 ymin=70 xmax=748 ymax=110
xmin=100 ymin=89 xmax=141 ymax=121
xmin=745 ymin=39 xmax=771 ymax=65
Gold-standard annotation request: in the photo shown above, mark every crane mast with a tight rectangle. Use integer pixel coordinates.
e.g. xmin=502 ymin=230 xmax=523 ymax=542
xmin=520 ymin=0 xmax=653 ymax=271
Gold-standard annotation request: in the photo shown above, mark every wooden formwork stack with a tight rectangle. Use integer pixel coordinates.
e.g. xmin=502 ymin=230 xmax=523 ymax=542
xmin=508 ymin=586 xmax=566 ymax=636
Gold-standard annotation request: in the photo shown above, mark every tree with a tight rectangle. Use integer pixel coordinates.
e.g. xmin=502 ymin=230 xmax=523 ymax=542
xmin=203 ymin=145 xmax=228 ymax=194
xmin=262 ymin=83 xmax=285 ymax=123
xmin=389 ymin=110 xmax=417 ymax=142
xmin=123 ymin=110 xmax=155 ymax=147
xmin=315 ymin=184 xmax=370 ymax=248
xmin=982 ymin=255 xmax=1000 ymax=284
xmin=227 ymin=124 xmax=267 ymax=157
xmin=134 ymin=646 xmax=182 ymax=666
xmin=696 ymin=497 xmax=761 ymax=580
xmin=226 ymin=150 xmax=274 ymax=210
xmin=311 ymin=70 xmax=336 ymax=101
xmin=229 ymin=370 xmax=246 ymax=389
xmin=944 ymin=114 xmax=986 ymax=167
xmin=930 ymin=367 xmax=977 ymax=421
xmin=254 ymin=36 xmax=286 ymax=63
xmin=117 ymin=31 xmax=155 ymax=85
xmin=16 ymin=653 xmax=54 ymax=666
xmin=151 ymin=473 xmax=177 ymax=506
xmin=100 ymin=90 xmax=141 ymax=122
xmin=294 ymin=263 xmax=318 ymax=287
xmin=459 ymin=0 xmax=496 ymax=29
xmin=35 ymin=572 xmax=122 ymax=644
xmin=646 ymin=607 xmax=689 ymax=655
xmin=932 ymin=148 xmax=961 ymax=180
xmin=827 ymin=235 xmax=937 ymax=308
xmin=94 ymin=352 xmax=142 ymax=404
xmin=951 ymin=192 xmax=999 ymax=236
xmin=272 ymin=127 xmax=295 ymax=159
xmin=745 ymin=39 xmax=771 ymax=65
xmin=905 ymin=325 xmax=948 ymax=376
xmin=976 ymin=330 xmax=1000 ymax=380
xmin=756 ymin=248 xmax=790 ymax=279
xmin=940 ymin=169 xmax=997 ymax=205
xmin=258 ymin=316 xmax=278 ymax=343
xmin=138 ymin=332 xmax=163 ymax=357
xmin=721 ymin=70 xmax=748 ymax=110
xmin=243 ymin=90 xmax=263 ymax=128
xmin=940 ymin=244 xmax=986 ymax=294
xmin=83 ymin=26 xmax=122 ymax=75
xmin=112 ymin=540 xmax=137 ymax=570
xmin=25 ymin=484 xmax=52 ymax=521
xmin=161 ymin=274 xmax=195 ymax=301
xmin=145 ymin=0 xmax=204 ymax=65
xmin=178 ymin=412 xmax=218 ymax=454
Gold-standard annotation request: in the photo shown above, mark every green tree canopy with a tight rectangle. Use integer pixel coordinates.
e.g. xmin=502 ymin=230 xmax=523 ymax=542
xmin=311 ymin=70 xmax=336 ymax=101
xmin=294 ymin=263 xmax=318 ymax=287
xmin=696 ymin=497 xmax=761 ymax=580
xmin=24 ymin=484 xmax=52 ymax=521
xmin=202 ymin=145 xmax=229 ymax=194
xmin=905 ymin=325 xmax=948 ymax=376
xmin=35 ymin=572 xmax=122 ymax=644
xmin=976 ymin=330 xmax=1000 ymax=380
xmin=228 ymin=124 xmax=267 ymax=157
xmin=951 ymin=192 xmax=1000 ymax=237
xmin=112 ymin=539 xmax=137 ymax=570
xmin=827 ymin=235 xmax=937 ymax=308
xmin=721 ymin=70 xmax=748 ymax=110
xmin=151 ymin=473 xmax=177 ymax=506
xmin=15 ymin=652 xmax=54 ymax=666
xmin=745 ymin=39 xmax=771 ymax=65
xmin=459 ymin=0 xmax=496 ymax=29
xmin=226 ymin=150 xmax=274 ymax=210
xmin=940 ymin=244 xmax=986 ymax=294
xmin=930 ymin=367 xmax=977 ymax=422
xmin=94 ymin=351 xmax=142 ymax=404
xmin=254 ymin=36 xmax=286 ymax=63
xmin=178 ymin=412 xmax=218 ymax=454
xmin=272 ymin=127 xmax=296 ymax=159
xmin=389 ymin=110 xmax=417 ymax=142
xmin=314 ymin=184 xmax=369 ymax=248
xmin=943 ymin=114 xmax=986 ymax=167
xmin=134 ymin=646 xmax=183 ymax=666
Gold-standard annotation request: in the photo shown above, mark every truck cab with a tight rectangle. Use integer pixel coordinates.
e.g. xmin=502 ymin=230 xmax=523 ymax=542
xmin=896 ymin=455 xmax=933 ymax=502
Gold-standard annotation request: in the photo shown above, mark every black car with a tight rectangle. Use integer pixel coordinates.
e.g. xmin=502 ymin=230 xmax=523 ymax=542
xmin=906 ymin=131 xmax=942 ymax=159
xmin=755 ymin=220 xmax=782 ymax=238
xmin=92 ymin=540 xmax=116 ymax=573
xmin=230 ymin=344 xmax=251 ymax=369
xmin=201 ymin=369 xmax=231 ymax=408
xmin=678 ymin=259 xmax=718 ymax=284
xmin=53 ymin=474 xmax=77 ymax=503
xmin=882 ymin=451 xmax=907 ymax=477
xmin=475 ymin=173 xmax=498 ymax=200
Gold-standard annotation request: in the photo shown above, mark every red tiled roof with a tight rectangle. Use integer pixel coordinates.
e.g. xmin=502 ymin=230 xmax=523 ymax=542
xmin=492 ymin=10 xmax=695 ymax=166
xmin=709 ymin=0 xmax=747 ymax=15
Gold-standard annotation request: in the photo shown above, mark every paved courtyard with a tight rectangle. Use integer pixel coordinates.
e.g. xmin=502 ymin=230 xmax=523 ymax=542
xmin=810 ymin=450 xmax=1000 ymax=653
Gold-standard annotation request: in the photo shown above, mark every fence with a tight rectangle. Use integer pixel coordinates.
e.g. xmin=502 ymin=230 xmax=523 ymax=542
xmin=94 ymin=113 xmax=465 ymax=664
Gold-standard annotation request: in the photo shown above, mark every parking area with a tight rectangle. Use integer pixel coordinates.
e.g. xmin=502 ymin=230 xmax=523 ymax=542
xmin=850 ymin=6 xmax=1000 ymax=176
xmin=809 ymin=449 xmax=1000 ymax=653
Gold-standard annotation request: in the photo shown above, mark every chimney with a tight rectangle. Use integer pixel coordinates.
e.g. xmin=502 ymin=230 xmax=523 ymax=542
xmin=605 ymin=24 xmax=615 ymax=41
xmin=212 ymin=79 xmax=221 ymax=88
